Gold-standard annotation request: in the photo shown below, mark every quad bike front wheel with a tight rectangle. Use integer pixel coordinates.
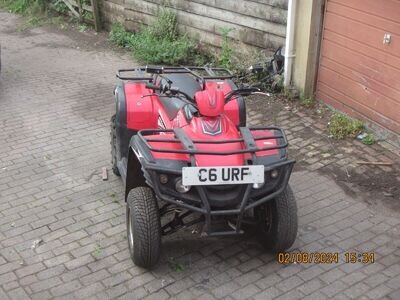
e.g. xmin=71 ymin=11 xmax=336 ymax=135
xmin=256 ymin=185 xmax=298 ymax=252
xmin=126 ymin=186 xmax=161 ymax=268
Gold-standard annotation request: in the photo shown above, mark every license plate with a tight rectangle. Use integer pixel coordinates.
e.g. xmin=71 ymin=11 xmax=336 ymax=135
xmin=182 ymin=166 xmax=264 ymax=186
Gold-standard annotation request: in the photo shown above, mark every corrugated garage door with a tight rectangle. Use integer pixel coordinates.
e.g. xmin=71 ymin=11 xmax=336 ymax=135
xmin=316 ymin=0 xmax=400 ymax=134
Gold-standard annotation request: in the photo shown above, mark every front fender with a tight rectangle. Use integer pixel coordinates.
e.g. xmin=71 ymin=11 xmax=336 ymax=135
xmin=125 ymin=145 xmax=146 ymax=201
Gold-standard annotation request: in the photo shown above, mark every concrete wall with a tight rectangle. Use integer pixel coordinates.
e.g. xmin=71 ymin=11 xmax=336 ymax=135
xmin=100 ymin=0 xmax=288 ymax=53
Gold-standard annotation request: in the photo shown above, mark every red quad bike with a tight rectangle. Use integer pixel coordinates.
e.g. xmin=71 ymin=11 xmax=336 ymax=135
xmin=111 ymin=66 xmax=298 ymax=269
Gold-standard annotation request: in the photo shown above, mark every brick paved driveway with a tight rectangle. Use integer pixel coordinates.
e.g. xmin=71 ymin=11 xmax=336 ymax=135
xmin=1 ymin=12 xmax=400 ymax=300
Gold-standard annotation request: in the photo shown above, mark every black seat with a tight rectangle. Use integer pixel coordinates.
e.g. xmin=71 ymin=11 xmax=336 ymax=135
xmin=158 ymin=96 xmax=187 ymax=120
xmin=159 ymin=73 xmax=202 ymax=120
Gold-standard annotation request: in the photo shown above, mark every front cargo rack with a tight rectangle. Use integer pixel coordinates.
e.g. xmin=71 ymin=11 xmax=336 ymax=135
xmin=138 ymin=127 xmax=288 ymax=165
xmin=116 ymin=66 xmax=234 ymax=89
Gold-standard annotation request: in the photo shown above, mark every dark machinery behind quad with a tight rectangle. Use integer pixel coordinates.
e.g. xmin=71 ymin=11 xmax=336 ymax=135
xmin=111 ymin=66 xmax=297 ymax=269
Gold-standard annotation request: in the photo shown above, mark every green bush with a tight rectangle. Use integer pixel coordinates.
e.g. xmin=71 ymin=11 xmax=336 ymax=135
xmin=148 ymin=7 xmax=178 ymax=41
xmin=218 ymin=27 xmax=234 ymax=69
xmin=51 ymin=0 xmax=68 ymax=14
xmin=4 ymin=0 xmax=47 ymax=14
xmin=300 ymin=95 xmax=315 ymax=108
xmin=1 ymin=0 xmax=69 ymax=22
xmin=109 ymin=23 xmax=132 ymax=48
xmin=128 ymin=33 xmax=195 ymax=65
xmin=362 ymin=133 xmax=376 ymax=145
xmin=329 ymin=112 xmax=364 ymax=139
xmin=109 ymin=8 xmax=197 ymax=66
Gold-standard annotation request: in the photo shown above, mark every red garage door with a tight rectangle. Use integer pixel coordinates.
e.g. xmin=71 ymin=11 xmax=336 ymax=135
xmin=316 ymin=0 xmax=400 ymax=134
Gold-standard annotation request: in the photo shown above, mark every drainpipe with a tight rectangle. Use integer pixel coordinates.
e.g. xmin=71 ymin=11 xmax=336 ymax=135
xmin=284 ymin=0 xmax=298 ymax=87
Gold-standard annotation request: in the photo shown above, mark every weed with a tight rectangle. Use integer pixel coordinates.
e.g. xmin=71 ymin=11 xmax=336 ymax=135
xmin=108 ymin=8 xmax=247 ymax=66
xmin=47 ymin=15 xmax=67 ymax=27
xmin=168 ymin=258 xmax=185 ymax=272
xmin=362 ymin=133 xmax=376 ymax=145
xmin=78 ymin=24 xmax=87 ymax=32
xmin=193 ymin=53 xmax=208 ymax=66
xmin=128 ymin=33 xmax=195 ymax=65
xmin=300 ymin=95 xmax=315 ymax=108
xmin=92 ymin=243 xmax=102 ymax=258
xmin=109 ymin=8 xmax=196 ymax=65
xmin=329 ymin=112 xmax=364 ymax=139
xmin=283 ymin=87 xmax=299 ymax=101
xmin=3 ymin=0 xmax=91 ymax=32
xmin=4 ymin=0 xmax=46 ymax=15
xmin=283 ymin=89 xmax=292 ymax=100
xmin=109 ymin=23 xmax=132 ymax=47
xmin=218 ymin=27 xmax=234 ymax=69
xmin=16 ymin=15 xmax=42 ymax=31
xmin=148 ymin=7 xmax=178 ymax=41
xmin=275 ymin=75 xmax=284 ymax=91
xmin=51 ymin=0 xmax=68 ymax=14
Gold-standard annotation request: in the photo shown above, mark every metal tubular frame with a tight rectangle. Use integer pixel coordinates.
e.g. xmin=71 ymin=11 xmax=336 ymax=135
xmin=135 ymin=126 xmax=295 ymax=236
xmin=116 ymin=66 xmax=234 ymax=89
xmin=138 ymin=127 xmax=288 ymax=156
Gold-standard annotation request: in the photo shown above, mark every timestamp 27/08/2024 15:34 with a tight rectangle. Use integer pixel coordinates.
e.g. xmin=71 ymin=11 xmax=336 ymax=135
xmin=278 ymin=252 xmax=375 ymax=265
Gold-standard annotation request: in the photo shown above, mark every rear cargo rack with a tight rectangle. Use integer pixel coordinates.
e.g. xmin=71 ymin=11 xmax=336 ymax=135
xmin=116 ymin=66 xmax=234 ymax=89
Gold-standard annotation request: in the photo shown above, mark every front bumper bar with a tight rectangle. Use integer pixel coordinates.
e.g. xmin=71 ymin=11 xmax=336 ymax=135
xmin=147 ymin=159 xmax=295 ymax=236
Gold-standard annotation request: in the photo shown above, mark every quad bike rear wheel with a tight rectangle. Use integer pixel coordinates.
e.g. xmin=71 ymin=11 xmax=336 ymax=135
xmin=126 ymin=186 xmax=161 ymax=268
xmin=256 ymin=185 xmax=298 ymax=252
xmin=110 ymin=115 xmax=120 ymax=176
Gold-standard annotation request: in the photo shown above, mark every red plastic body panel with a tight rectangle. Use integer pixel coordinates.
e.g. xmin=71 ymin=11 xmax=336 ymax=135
xmin=150 ymin=115 xmax=247 ymax=166
xmin=125 ymin=83 xmax=157 ymax=130
xmin=195 ymin=89 xmax=225 ymax=117
xmin=204 ymin=81 xmax=232 ymax=94
xmin=224 ymin=99 xmax=240 ymax=126
xmin=253 ymin=130 xmax=279 ymax=156
xmin=146 ymin=134 xmax=190 ymax=161
xmin=203 ymin=80 xmax=242 ymax=126
xmin=127 ymin=80 xmax=280 ymax=167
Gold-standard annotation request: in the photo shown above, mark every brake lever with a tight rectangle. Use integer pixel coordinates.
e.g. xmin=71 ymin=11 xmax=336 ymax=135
xmin=141 ymin=93 xmax=159 ymax=99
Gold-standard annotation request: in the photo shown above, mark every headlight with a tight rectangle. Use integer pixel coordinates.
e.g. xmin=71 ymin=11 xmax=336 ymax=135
xmin=270 ymin=169 xmax=279 ymax=179
xmin=159 ymin=174 xmax=168 ymax=184
xmin=253 ymin=183 xmax=264 ymax=189
xmin=175 ymin=178 xmax=191 ymax=193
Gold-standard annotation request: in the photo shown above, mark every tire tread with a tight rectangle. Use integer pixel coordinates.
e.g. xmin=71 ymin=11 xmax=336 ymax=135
xmin=272 ymin=185 xmax=298 ymax=252
xmin=127 ymin=186 xmax=161 ymax=268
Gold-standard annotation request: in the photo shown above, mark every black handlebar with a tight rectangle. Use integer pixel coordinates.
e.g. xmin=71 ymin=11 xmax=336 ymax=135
xmin=146 ymin=83 xmax=260 ymax=103
xmin=145 ymin=83 xmax=194 ymax=102
xmin=145 ymin=83 xmax=161 ymax=91
xmin=224 ymin=87 xmax=261 ymax=102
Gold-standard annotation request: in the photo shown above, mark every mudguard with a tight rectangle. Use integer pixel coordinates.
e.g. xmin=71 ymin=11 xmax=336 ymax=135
xmin=114 ymin=81 xmax=137 ymax=165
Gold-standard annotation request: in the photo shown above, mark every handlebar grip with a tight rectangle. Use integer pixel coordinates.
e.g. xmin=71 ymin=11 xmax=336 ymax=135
xmin=145 ymin=83 xmax=161 ymax=90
